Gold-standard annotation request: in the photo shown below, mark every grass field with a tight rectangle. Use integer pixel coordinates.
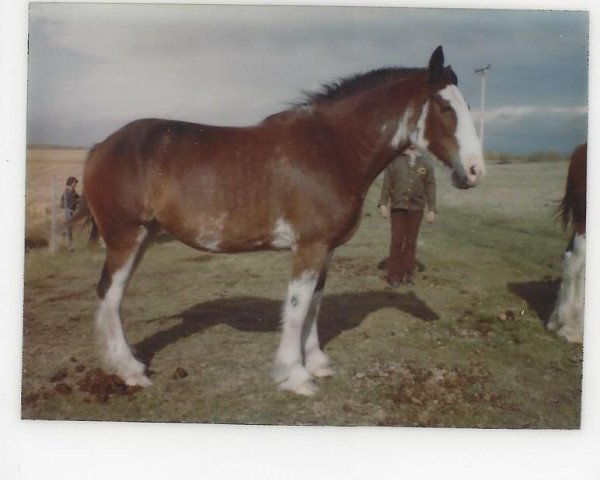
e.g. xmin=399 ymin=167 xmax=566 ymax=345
xmin=21 ymin=149 xmax=583 ymax=427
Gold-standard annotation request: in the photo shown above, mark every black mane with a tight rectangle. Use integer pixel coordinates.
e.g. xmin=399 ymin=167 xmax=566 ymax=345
xmin=298 ymin=67 xmax=426 ymax=106
xmin=261 ymin=66 xmax=427 ymax=124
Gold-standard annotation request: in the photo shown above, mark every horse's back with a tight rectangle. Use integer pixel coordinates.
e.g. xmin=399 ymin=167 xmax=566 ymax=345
xmin=83 ymin=117 xmax=351 ymax=252
xmin=83 ymin=119 xmax=233 ymax=232
xmin=91 ymin=118 xmax=237 ymax=161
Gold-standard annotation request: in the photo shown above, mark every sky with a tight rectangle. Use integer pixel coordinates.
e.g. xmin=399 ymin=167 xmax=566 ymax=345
xmin=26 ymin=4 xmax=588 ymax=154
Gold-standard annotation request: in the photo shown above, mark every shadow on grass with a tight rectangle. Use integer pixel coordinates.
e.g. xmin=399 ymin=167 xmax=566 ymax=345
xmin=134 ymin=290 xmax=439 ymax=365
xmin=507 ymin=279 xmax=560 ymax=326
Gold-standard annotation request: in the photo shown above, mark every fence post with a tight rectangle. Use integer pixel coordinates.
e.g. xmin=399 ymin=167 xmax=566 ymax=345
xmin=49 ymin=175 xmax=59 ymax=253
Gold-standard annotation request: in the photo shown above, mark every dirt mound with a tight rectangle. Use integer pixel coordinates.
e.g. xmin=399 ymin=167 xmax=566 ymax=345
xmin=77 ymin=368 xmax=142 ymax=403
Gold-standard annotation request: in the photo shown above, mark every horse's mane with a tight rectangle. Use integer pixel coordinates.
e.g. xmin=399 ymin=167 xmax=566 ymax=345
xmin=262 ymin=66 xmax=425 ymax=124
xmin=298 ymin=67 xmax=426 ymax=106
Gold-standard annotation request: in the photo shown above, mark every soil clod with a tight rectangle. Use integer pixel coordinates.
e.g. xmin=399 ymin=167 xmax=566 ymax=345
xmin=173 ymin=367 xmax=189 ymax=379
xmin=50 ymin=369 xmax=68 ymax=382
xmin=77 ymin=368 xmax=141 ymax=403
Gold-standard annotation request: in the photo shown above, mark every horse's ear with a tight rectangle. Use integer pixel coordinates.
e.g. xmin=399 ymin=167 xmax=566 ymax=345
xmin=446 ymin=66 xmax=458 ymax=85
xmin=429 ymin=45 xmax=445 ymax=84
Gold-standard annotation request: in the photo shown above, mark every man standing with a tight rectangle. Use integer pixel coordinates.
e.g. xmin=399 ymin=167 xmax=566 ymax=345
xmin=62 ymin=176 xmax=80 ymax=247
xmin=378 ymin=145 xmax=436 ymax=287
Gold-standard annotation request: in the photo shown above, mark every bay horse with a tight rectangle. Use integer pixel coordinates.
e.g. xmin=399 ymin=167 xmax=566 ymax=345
xmin=74 ymin=46 xmax=485 ymax=395
xmin=547 ymin=143 xmax=587 ymax=343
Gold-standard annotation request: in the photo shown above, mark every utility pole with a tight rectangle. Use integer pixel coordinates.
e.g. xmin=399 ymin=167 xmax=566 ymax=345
xmin=474 ymin=64 xmax=491 ymax=151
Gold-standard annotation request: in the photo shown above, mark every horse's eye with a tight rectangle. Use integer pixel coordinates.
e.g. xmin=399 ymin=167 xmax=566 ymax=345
xmin=441 ymin=105 xmax=453 ymax=114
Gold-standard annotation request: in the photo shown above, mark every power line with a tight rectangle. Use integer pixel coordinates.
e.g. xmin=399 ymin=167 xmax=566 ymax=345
xmin=474 ymin=64 xmax=491 ymax=151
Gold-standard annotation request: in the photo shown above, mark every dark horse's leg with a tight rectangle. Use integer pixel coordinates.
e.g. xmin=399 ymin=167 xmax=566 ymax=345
xmin=272 ymin=242 xmax=331 ymax=395
xmin=95 ymin=223 xmax=153 ymax=386
xmin=302 ymin=251 xmax=336 ymax=378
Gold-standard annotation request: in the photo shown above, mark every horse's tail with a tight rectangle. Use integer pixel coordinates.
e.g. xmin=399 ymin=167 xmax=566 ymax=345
xmin=554 ymin=143 xmax=587 ymax=232
xmin=66 ymin=194 xmax=92 ymax=229
xmin=63 ymin=147 xmax=95 ymax=231
xmin=555 ymin=182 xmax=574 ymax=231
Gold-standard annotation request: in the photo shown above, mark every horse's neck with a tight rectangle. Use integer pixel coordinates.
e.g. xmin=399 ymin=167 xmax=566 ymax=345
xmin=322 ymin=89 xmax=423 ymax=193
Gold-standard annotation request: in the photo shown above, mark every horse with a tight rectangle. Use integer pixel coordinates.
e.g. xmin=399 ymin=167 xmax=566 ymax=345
xmin=547 ymin=143 xmax=587 ymax=343
xmin=73 ymin=46 xmax=485 ymax=395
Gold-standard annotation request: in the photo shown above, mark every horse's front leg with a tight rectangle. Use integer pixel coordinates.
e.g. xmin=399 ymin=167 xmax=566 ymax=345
xmin=303 ymin=252 xmax=336 ymax=378
xmin=272 ymin=243 xmax=329 ymax=395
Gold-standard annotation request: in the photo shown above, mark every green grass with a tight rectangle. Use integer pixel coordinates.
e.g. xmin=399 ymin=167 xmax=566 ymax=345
xmin=21 ymin=159 xmax=582 ymax=427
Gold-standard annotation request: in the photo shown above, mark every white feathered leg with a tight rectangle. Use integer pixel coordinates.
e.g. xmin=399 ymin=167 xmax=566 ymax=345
xmin=96 ymin=227 xmax=152 ymax=386
xmin=303 ymin=293 xmax=336 ymax=377
xmin=272 ymin=271 xmax=319 ymax=395
xmin=548 ymin=233 xmax=585 ymax=343
xmin=303 ymin=253 xmax=335 ymax=378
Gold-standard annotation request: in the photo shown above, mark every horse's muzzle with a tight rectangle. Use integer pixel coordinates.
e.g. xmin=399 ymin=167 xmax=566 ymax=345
xmin=452 ymin=156 xmax=485 ymax=189
xmin=451 ymin=171 xmax=473 ymax=189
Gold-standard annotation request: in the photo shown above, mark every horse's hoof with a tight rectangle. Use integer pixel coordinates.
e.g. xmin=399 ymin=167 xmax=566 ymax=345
xmin=310 ymin=365 xmax=336 ymax=378
xmin=557 ymin=326 xmax=583 ymax=344
xmin=273 ymin=362 xmax=316 ymax=395
xmin=305 ymin=351 xmax=335 ymax=378
xmin=546 ymin=315 xmax=560 ymax=332
xmin=271 ymin=363 xmax=289 ymax=384
xmin=306 ymin=361 xmax=336 ymax=378
xmin=280 ymin=378 xmax=319 ymax=396
xmin=113 ymin=356 xmax=152 ymax=387
xmin=124 ymin=372 xmax=153 ymax=387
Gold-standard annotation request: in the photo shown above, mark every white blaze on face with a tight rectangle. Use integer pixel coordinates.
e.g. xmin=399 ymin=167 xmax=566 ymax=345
xmin=272 ymin=217 xmax=297 ymax=251
xmin=438 ymin=84 xmax=486 ymax=181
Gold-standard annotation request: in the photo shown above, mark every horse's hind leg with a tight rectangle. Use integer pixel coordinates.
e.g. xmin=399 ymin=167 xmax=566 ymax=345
xmin=95 ymin=224 xmax=152 ymax=386
xmin=273 ymin=243 xmax=329 ymax=395
xmin=548 ymin=233 xmax=585 ymax=343
xmin=303 ymin=252 xmax=336 ymax=378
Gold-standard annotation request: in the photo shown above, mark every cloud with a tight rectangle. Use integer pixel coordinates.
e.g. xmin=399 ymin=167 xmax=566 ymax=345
xmin=476 ymin=105 xmax=588 ymax=124
xmin=480 ymin=106 xmax=588 ymax=154
xmin=26 ymin=4 xmax=588 ymax=152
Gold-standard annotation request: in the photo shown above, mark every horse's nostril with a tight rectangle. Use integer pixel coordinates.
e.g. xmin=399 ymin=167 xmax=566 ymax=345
xmin=469 ymin=165 xmax=478 ymax=177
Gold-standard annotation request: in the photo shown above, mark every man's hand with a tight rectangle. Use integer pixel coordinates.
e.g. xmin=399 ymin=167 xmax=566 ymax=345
xmin=426 ymin=211 xmax=435 ymax=223
xmin=379 ymin=205 xmax=390 ymax=220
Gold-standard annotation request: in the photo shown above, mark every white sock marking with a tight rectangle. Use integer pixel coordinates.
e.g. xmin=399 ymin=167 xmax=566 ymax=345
xmin=96 ymin=229 xmax=150 ymax=383
xmin=273 ymin=271 xmax=318 ymax=390
xmin=549 ymin=233 xmax=585 ymax=342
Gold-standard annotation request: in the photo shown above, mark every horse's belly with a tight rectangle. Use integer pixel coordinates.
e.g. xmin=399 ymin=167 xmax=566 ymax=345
xmin=193 ymin=230 xmax=272 ymax=253
xmin=170 ymin=213 xmax=294 ymax=254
